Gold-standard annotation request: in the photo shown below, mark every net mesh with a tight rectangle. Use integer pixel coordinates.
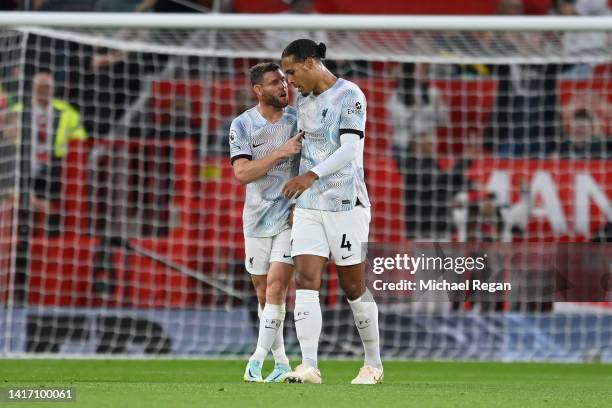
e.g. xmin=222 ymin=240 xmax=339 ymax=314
xmin=0 ymin=25 xmax=610 ymax=360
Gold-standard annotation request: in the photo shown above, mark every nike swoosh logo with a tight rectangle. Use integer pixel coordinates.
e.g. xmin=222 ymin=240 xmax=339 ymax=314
xmin=341 ymin=254 xmax=354 ymax=260
xmin=252 ymin=142 xmax=265 ymax=148
xmin=264 ymin=325 xmax=276 ymax=329
xmin=294 ymin=317 xmax=308 ymax=322
xmin=268 ymin=372 xmax=282 ymax=381
xmin=283 ymin=254 xmax=291 ymax=258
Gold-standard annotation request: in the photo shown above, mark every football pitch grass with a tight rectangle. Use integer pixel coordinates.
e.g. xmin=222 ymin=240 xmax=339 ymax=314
xmin=1 ymin=359 xmax=611 ymax=407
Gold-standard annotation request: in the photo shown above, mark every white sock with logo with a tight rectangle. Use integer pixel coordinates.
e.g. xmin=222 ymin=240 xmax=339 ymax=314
xmin=294 ymin=289 xmax=322 ymax=368
xmin=250 ymin=303 xmax=282 ymax=364
xmin=270 ymin=303 xmax=289 ymax=365
xmin=348 ymin=290 xmax=382 ymax=369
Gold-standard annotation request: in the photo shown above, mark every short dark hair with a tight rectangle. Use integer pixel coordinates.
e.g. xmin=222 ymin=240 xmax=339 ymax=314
xmin=281 ymin=39 xmax=326 ymax=62
xmin=574 ymin=109 xmax=593 ymax=122
xmin=249 ymin=62 xmax=281 ymax=86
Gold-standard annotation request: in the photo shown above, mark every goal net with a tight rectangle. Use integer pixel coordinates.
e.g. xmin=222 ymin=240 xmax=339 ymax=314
xmin=0 ymin=14 xmax=611 ymax=361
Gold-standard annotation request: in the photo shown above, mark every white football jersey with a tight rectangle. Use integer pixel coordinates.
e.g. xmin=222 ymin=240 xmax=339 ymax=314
xmin=229 ymin=105 xmax=299 ymax=237
xmin=296 ymin=78 xmax=370 ymax=212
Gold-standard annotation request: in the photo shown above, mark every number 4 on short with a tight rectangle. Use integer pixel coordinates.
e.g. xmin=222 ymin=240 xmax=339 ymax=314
xmin=341 ymin=234 xmax=352 ymax=251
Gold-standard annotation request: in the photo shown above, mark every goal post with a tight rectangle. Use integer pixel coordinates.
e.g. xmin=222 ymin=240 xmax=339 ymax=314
xmin=0 ymin=13 xmax=611 ymax=360
xmin=1 ymin=12 xmax=612 ymax=31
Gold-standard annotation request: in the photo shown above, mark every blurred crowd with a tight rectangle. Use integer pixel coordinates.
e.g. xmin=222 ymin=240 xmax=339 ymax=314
xmin=0 ymin=0 xmax=610 ymax=313
xmin=0 ymin=0 xmax=610 ymax=246
xmin=0 ymin=0 xmax=228 ymax=12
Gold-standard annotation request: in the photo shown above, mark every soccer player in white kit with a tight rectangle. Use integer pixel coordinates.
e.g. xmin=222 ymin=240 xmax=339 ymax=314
xmin=230 ymin=62 xmax=303 ymax=383
xmin=280 ymin=40 xmax=383 ymax=384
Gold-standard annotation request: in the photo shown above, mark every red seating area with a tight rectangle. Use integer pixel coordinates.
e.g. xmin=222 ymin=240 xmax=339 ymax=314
xmin=233 ymin=0 xmax=555 ymax=15
xmin=24 ymin=72 xmax=612 ymax=308
xmin=26 ymin=140 xmax=248 ymax=307
xmin=432 ymin=79 xmax=498 ymax=154
xmin=152 ymin=78 xmax=249 ymax=135
xmin=558 ymin=79 xmax=612 ymax=136
xmin=152 ymin=80 xmax=204 ymax=127
xmin=26 ymin=236 xmax=228 ymax=307
xmin=61 ymin=140 xmax=90 ymax=236
xmin=28 ymin=236 xmax=98 ymax=307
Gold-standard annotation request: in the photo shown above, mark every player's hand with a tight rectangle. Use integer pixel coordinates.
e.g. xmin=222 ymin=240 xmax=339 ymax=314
xmin=282 ymin=171 xmax=318 ymax=199
xmin=276 ymin=131 xmax=303 ymax=159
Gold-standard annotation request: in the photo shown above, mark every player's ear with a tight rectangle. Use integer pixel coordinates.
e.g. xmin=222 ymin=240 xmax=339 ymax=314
xmin=252 ymin=84 xmax=262 ymax=97
xmin=305 ymin=57 xmax=315 ymax=70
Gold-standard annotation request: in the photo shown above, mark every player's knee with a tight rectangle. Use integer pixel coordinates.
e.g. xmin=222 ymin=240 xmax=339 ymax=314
xmin=266 ymin=280 xmax=283 ymax=303
xmin=341 ymin=282 xmax=364 ymax=300
xmin=294 ymin=272 xmax=319 ymax=291
xmin=294 ymin=273 xmax=307 ymax=289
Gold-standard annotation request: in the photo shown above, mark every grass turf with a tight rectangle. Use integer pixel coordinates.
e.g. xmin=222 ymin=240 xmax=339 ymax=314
xmin=1 ymin=359 xmax=611 ymax=407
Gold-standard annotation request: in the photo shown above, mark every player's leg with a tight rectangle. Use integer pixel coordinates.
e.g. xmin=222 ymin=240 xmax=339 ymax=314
xmin=243 ymin=236 xmax=272 ymax=382
xmin=293 ymin=253 xmax=326 ymax=367
xmin=262 ymin=229 xmax=294 ymax=382
xmin=329 ymin=206 xmax=383 ymax=384
xmin=261 ymin=261 xmax=293 ymax=382
xmin=251 ymin=275 xmax=267 ymax=310
xmin=286 ymin=208 xmax=328 ymax=383
xmin=250 ymin=261 xmax=291 ymax=381
xmin=266 ymin=229 xmax=293 ymax=372
xmin=284 ymin=254 xmax=325 ymax=384
xmin=337 ymin=263 xmax=383 ymax=383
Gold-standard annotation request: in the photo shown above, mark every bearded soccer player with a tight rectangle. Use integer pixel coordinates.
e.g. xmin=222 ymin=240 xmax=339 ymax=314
xmin=281 ymin=39 xmax=383 ymax=384
xmin=229 ymin=62 xmax=303 ymax=383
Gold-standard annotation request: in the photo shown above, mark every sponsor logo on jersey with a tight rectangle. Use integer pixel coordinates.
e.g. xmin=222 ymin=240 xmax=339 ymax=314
xmin=347 ymin=101 xmax=362 ymax=115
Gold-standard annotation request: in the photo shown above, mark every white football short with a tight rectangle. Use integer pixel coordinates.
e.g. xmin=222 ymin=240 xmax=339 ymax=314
xmin=244 ymin=228 xmax=293 ymax=275
xmin=290 ymin=206 xmax=371 ymax=266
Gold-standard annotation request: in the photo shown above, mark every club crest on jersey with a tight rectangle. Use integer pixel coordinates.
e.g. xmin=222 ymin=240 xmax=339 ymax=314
xmin=347 ymin=101 xmax=362 ymax=115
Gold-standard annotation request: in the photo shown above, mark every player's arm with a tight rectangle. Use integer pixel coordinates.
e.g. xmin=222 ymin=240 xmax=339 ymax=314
xmin=282 ymin=132 xmax=360 ymax=198
xmin=232 ymin=131 xmax=303 ymax=185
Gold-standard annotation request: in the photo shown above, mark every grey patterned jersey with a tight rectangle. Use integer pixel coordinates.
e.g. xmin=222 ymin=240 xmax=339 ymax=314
xmin=296 ymin=78 xmax=371 ymax=211
xmin=229 ymin=105 xmax=299 ymax=238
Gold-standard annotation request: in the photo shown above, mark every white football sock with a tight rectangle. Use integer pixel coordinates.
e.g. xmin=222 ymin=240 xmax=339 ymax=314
xmin=294 ymin=289 xmax=322 ymax=368
xmin=348 ymin=290 xmax=382 ymax=369
xmin=250 ymin=303 xmax=282 ymax=364
xmin=270 ymin=303 xmax=290 ymax=365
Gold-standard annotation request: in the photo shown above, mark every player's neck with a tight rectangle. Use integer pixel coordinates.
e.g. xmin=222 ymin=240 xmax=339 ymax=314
xmin=257 ymin=103 xmax=284 ymax=123
xmin=313 ymin=70 xmax=337 ymax=96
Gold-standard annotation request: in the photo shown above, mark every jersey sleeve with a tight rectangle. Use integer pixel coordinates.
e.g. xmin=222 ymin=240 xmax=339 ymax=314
xmin=229 ymin=117 xmax=252 ymax=164
xmin=338 ymin=87 xmax=367 ymax=139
